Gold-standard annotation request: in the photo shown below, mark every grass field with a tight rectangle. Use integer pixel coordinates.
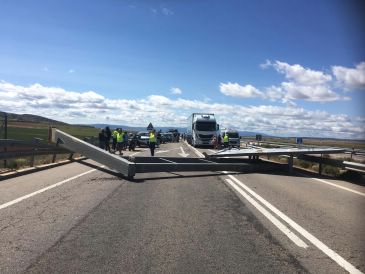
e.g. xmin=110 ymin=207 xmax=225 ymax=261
xmin=1 ymin=121 xmax=98 ymax=171
xmin=6 ymin=121 xmax=99 ymax=143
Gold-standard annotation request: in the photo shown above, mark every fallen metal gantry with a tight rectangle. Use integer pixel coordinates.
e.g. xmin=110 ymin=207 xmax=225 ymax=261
xmin=52 ymin=129 xmax=346 ymax=179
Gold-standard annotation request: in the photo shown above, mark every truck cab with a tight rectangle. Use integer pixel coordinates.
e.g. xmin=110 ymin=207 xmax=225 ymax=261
xmin=221 ymin=129 xmax=240 ymax=148
xmin=187 ymin=113 xmax=219 ymax=147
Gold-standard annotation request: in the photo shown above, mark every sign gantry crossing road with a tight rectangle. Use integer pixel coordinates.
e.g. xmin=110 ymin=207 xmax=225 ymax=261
xmin=51 ymin=128 xmax=345 ymax=179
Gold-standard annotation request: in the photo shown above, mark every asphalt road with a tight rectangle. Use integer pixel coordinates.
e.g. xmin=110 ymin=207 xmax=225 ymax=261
xmin=0 ymin=141 xmax=364 ymax=273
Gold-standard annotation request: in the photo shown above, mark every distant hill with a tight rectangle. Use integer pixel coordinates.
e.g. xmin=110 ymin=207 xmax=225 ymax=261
xmin=88 ymin=123 xmax=187 ymax=133
xmin=2 ymin=111 xmax=68 ymax=125
xmin=88 ymin=123 xmax=267 ymax=136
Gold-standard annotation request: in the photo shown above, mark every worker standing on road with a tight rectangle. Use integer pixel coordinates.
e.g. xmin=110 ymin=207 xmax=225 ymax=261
xmin=123 ymin=131 xmax=129 ymax=150
xmin=149 ymin=129 xmax=156 ymax=156
xmin=211 ymin=135 xmax=218 ymax=149
xmin=105 ymin=126 xmax=111 ymax=152
xmin=112 ymin=128 xmax=118 ymax=152
xmin=98 ymin=129 xmax=106 ymax=150
xmin=116 ymin=128 xmax=123 ymax=155
xmin=223 ymin=133 xmax=229 ymax=149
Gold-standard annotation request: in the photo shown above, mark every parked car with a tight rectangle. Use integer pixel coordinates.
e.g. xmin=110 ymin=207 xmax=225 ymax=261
xmin=164 ymin=132 xmax=174 ymax=142
xmin=136 ymin=131 xmax=160 ymax=147
xmin=136 ymin=131 xmax=150 ymax=147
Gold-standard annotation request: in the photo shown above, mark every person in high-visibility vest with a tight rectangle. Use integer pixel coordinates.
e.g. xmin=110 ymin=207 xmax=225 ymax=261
xmin=112 ymin=129 xmax=118 ymax=152
xmin=149 ymin=129 xmax=156 ymax=156
xmin=116 ymin=128 xmax=124 ymax=155
xmin=223 ymin=133 xmax=229 ymax=148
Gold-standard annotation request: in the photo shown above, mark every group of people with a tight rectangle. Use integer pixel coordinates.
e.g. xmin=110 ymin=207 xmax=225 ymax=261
xmin=211 ymin=133 xmax=229 ymax=149
xmin=98 ymin=127 xmax=158 ymax=157
xmin=98 ymin=127 xmax=137 ymax=155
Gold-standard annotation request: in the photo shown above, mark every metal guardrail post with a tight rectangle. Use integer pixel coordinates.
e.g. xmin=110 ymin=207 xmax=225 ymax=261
xmin=30 ymin=148 xmax=35 ymax=167
xmin=288 ymin=154 xmax=293 ymax=173
xmin=318 ymin=154 xmax=323 ymax=175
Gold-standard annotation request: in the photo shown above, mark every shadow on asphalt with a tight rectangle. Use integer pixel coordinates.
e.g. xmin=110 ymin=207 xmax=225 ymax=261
xmin=77 ymin=160 xmax=125 ymax=178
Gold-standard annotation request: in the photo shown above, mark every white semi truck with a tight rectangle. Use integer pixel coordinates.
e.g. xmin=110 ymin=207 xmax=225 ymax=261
xmin=221 ymin=128 xmax=240 ymax=148
xmin=186 ymin=113 xmax=219 ymax=147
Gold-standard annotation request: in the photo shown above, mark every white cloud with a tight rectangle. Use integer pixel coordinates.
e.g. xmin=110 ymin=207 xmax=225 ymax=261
xmin=270 ymin=61 xmax=332 ymax=86
xmin=161 ymin=7 xmax=173 ymax=16
xmin=260 ymin=59 xmax=272 ymax=69
xmin=0 ymin=81 xmax=364 ymax=139
xmin=233 ymin=60 xmax=358 ymax=103
xmin=280 ymin=82 xmax=350 ymax=102
xmin=332 ymin=62 xmax=365 ymax=90
xmin=220 ymin=82 xmax=265 ymax=98
xmin=170 ymin=87 xmax=182 ymax=95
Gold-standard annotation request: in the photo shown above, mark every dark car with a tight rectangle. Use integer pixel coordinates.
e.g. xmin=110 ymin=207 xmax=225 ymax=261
xmin=137 ymin=131 xmax=160 ymax=147
xmin=136 ymin=131 xmax=150 ymax=147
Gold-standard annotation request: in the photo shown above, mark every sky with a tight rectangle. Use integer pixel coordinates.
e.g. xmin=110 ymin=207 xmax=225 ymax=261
xmin=0 ymin=0 xmax=364 ymax=139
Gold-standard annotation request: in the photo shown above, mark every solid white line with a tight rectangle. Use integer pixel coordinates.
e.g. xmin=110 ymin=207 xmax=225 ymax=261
xmin=185 ymin=141 xmax=204 ymax=158
xmin=226 ymin=173 xmax=363 ymax=274
xmin=225 ymin=178 xmax=309 ymax=249
xmin=0 ymin=168 xmax=99 ymax=211
xmin=303 ymin=175 xmax=365 ymax=197
xmin=155 ymin=150 xmax=170 ymax=154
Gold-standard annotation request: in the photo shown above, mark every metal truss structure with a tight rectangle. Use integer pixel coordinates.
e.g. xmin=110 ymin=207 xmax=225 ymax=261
xmin=52 ymin=129 xmax=346 ymax=179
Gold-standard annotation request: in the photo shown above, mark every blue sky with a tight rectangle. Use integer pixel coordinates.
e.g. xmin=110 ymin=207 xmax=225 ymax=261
xmin=1 ymin=0 xmax=364 ymax=138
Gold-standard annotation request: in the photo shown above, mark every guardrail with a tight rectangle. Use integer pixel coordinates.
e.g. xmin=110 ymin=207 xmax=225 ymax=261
xmin=297 ymin=154 xmax=365 ymax=175
xmin=242 ymin=139 xmax=365 ymax=158
xmin=0 ymin=138 xmax=72 ymax=168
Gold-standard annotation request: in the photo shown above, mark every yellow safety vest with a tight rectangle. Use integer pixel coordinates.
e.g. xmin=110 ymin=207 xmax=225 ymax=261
xmin=223 ymin=135 xmax=229 ymax=143
xmin=112 ymin=130 xmax=118 ymax=138
xmin=149 ymin=133 xmax=156 ymax=143
xmin=117 ymin=132 xmax=123 ymax=142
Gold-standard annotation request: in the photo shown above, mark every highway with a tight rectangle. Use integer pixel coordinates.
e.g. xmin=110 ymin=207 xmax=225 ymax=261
xmin=1 ymin=141 xmax=364 ymax=273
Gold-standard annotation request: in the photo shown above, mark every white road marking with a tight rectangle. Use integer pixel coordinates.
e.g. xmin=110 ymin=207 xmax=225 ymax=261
xmin=226 ymin=173 xmax=363 ymax=274
xmin=0 ymin=167 xmax=101 ymax=211
xmin=185 ymin=141 xmax=204 ymax=158
xmin=225 ymin=178 xmax=308 ymax=248
xmin=155 ymin=150 xmax=170 ymax=154
xmin=156 ymin=147 xmax=181 ymax=154
xmin=130 ymin=151 xmax=141 ymax=156
xmin=302 ymin=174 xmax=365 ymax=197
xmin=129 ymin=148 xmax=148 ymax=156
xmin=178 ymin=146 xmax=189 ymax=157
